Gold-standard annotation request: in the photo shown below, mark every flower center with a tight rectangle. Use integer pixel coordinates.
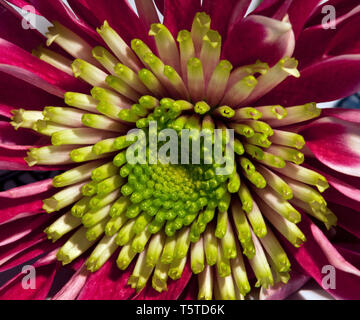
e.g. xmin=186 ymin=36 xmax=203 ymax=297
xmin=10 ymin=11 xmax=336 ymax=299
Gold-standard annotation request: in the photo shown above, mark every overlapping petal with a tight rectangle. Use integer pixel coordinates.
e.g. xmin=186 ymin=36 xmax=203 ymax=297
xmin=300 ymin=117 xmax=360 ymax=178
xmin=223 ymin=15 xmax=295 ymax=67
xmin=282 ymin=214 xmax=360 ymax=299
xmin=259 ymin=54 xmax=360 ymax=106
xmin=202 ymin=0 xmax=251 ymax=41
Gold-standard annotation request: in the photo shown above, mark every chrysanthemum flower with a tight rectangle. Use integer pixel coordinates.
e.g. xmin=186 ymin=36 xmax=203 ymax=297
xmin=1 ymin=0 xmax=360 ymax=300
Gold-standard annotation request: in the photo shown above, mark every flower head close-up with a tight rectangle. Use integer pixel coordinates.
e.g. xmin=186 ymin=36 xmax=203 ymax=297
xmin=1 ymin=0 xmax=360 ymax=301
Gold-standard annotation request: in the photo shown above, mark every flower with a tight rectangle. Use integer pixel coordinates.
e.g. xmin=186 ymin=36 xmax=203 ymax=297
xmin=1 ymin=0 xmax=360 ymax=300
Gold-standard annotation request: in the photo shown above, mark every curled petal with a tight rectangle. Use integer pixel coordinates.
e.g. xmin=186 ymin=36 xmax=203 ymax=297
xmin=321 ymin=108 xmax=360 ymax=125
xmin=300 ymin=117 xmax=360 ymax=178
xmin=259 ymin=54 xmax=360 ymax=106
xmin=223 ymin=15 xmax=295 ymax=67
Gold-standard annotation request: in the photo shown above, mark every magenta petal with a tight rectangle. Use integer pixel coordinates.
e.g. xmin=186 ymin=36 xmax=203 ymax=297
xmin=0 ymin=250 xmax=59 ymax=300
xmin=306 ymin=0 xmax=360 ymax=28
xmin=0 ymin=224 xmax=67 ymax=272
xmin=66 ymin=0 xmax=101 ymax=29
xmin=77 ymin=254 xmax=137 ymax=300
xmin=0 ymin=178 xmax=54 ymax=225
xmin=260 ymin=271 xmax=310 ymax=300
xmin=325 ymin=14 xmax=360 ymax=56
xmin=336 ymin=243 xmax=360 ymax=268
xmin=0 ymin=213 xmax=52 ymax=247
xmin=321 ymin=108 xmax=360 ymax=124
xmin=0 ymin=122 xmax=48 ymax=150
xmin=154 ymin=0 xmax=165 ymax=14
xmin=300 ymin=117 xmax=360 ymax=177
xmin=259 ymin=54 xmax=360 ymax=106
xmin=223 ymin=15 xmax=295 ymax=67
xmin=0 ymin=231 xmax=46 ymax=271
xmin=0 ymin=1 xmax=44 ymax=51
xmin=0 ymin=38 xmax=89 ymax=97
xmin=202 ymin=0 xmax=251 ymax=40
xmin=287 ymin=0 xmax=323 ymax=38
xmin=282 ymin=214 xmax=360 ymax=299
xmin=328 ymin=202 xmax=360 ymax=239
xmin=27 ymin=0 xmax=101 ymax=46
xmin=164 ymin=0 xmax=201 ymax=36
xmin=83 ymin=0 xmax=151 ymax=47
xmin=0 ymin=71 xmax=65 ymax=114
xmin=53 ymin=263 xmax=90 ymax=300
xmin=134 ymin=261 xmax=193 ymax=300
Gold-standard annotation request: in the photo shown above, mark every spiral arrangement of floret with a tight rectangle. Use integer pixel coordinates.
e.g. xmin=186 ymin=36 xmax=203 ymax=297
xmin=10 ymin=12 xmax=336 ymax=299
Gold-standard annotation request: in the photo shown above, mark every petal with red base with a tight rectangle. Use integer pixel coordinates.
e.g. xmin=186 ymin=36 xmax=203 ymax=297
xmin=300 ymin=117 xmax=360 ymax=178
xmin=223 ymin=15 xmax=295 ymax=68
xmin=259 ymin=54 xmax=360 ymax=106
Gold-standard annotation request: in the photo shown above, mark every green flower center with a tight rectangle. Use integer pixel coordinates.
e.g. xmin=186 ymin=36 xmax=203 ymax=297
xmin=10 ymin=11 xmax=337 ymax=299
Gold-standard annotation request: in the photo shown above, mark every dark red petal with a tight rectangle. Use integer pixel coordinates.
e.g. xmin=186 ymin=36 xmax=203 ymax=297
xmin=325 ymin=14 xmax=360 ymax=56
xmin=0 ymin=213 xmax=52 ymax=247
xmin=154 ymin=0 xmax=165 ymax=14
xmin=66 ymin=0 xmax=100 ymax=29
xmin=0 ymin=1 xmax=44 ymax=51
xmin=134 ymin=260 xmax=192 ymax=300
xmin=77 ymin=253 xmax=137 ymax=300
xmin=295 ymin=13 xmax=360 ymax=69
xmin=0 ymin=223 xmax=67 ymax=272
xmin=0 ymin=122 xmax=48 ymax=150
xmin=163 ymin=0 xmax=201 ymax=36
xmin=82 ymin=0 xmax=151 ymax=47
xmin=300 ymin=117 xmax=360 ymax=178
xmin=202 ymin=0 xmax=251 ymax=41
xmin=328 ymin=202 xmax=360 ymax=239
xmin=0 ymin=178 xmax=54 ymax=225
xmin=0 ymin=71 xmax=65 ymax=117
xmin=260 ymin=271 xmax=310 ymax=300
xmin=282 ymin=214 xmax=360 ymax=299
xmin=258 ymin=54 xmax=360 ymax=106
xmin=336 ymin=243 xmax=360 ymax=268
xmin=0 ymin=231 xmax=46 ymax=271
xmin=27 ymin=0 xmax=101 ymax=46
xmin=0 ymin=38 xmax=89 ymax=97
xmin=223 ymin=15 xmax=295 ymax=67
xmin=306 ymin=0 xmax=360 ymax=28
xmin=287 ymin=0 xmax=323 ymax=38
xmin=53 ymin=263 xmax=90 ymax=300
xmin=0 ymin=250 xmax=59 ymax=300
